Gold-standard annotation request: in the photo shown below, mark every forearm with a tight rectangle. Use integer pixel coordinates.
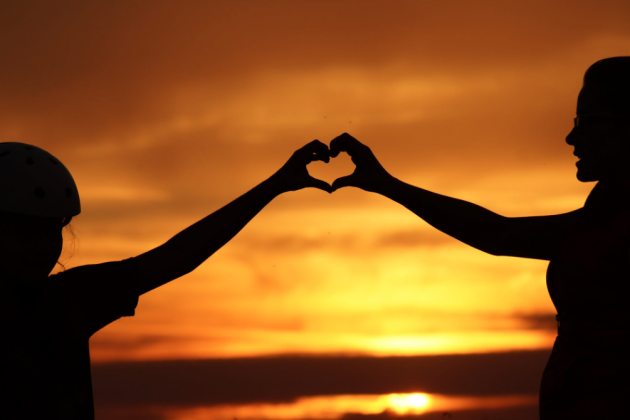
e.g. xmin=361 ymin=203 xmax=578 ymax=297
xmin=135 ymin=176 xmax=283 ymax=294
xmin=377 ymin=177 xmax=506 ymax=254
xmin=329 ymin=133 xmax=574 ymax=260
xmin=132 ymin=139 xmax=331 ymax=295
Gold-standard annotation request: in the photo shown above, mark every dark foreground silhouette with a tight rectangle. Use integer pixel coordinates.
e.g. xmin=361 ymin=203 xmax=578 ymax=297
xmin=329 ymin=57 xmax=630 ymax=419
xmin=0 ymin=141 xmax=331 ymax=419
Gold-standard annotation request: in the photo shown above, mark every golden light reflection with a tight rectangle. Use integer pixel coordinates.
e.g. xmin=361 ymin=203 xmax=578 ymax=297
xmin=157 ymin=393 xmax=537 ymax=420
xmin=386 ymin=393 xmax=431 ymax=414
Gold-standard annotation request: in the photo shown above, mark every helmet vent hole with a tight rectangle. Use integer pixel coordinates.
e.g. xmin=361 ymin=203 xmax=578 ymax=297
xmin=65 ymin=188 xmax=73 ymax=198
xmin=0 ymin=151 xmax=9 ymax=157
xmin=24 ymin=146 xmax=32 ymax=150
xmin=49 ymin=158 xmax=59 ymax=165
xmin=26 ymin=157 xmax=34 ymax=165
xmin=34 ymin=188 xmax=45 ymax=199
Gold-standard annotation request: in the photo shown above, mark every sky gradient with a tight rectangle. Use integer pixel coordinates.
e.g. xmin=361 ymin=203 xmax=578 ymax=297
xmin=2 ymin=1 xmax=630 ymax=418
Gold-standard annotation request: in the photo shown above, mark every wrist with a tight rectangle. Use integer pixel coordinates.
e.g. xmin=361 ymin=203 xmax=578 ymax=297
xmin=371 ymin=172 xmax=399 ymax=194
xmin=372 ymin=174 xmax=402 ymax=196
xmin=263 ymin=172 xmax=290 ymax=196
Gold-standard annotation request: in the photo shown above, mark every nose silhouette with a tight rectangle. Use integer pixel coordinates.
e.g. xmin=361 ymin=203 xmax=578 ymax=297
xmin=565 ymin=126 xmax=579 ymax=146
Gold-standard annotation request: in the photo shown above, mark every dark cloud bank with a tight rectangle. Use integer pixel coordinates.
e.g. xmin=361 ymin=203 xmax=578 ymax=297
xmin=93 ymin=350 xmax=549 ymax=419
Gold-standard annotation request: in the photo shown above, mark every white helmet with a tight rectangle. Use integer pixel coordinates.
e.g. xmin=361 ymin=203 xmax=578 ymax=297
xmin=0 ymin=143 xmax=80 ymax=218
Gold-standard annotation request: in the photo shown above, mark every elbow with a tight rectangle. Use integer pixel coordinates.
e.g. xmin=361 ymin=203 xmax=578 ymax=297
xmin=470 ymin=237 xmax=509 ymax=257
xmin=472 ymin=243 xmax=504 ymax=257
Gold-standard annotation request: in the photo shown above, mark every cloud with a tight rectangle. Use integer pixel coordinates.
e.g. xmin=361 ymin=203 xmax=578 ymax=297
xmin=90 ymin=334 xmax=189 ymax=352
xmin=92 ymin=350 xmax=552 ymax=408
xmin=1 ymin=0 xmax=629 ymax=146
xmin=375 ymin=230 xmax=455 ymax=249
xmin=231 ymin=229 xmax=453 ymax=255
xmin=2 ymin=0 xmax=622 ymax=214
xmin=92 ymin=406 xmax=168 ymax=420
xmin=517 ymin=313 xmax=558 ymax=331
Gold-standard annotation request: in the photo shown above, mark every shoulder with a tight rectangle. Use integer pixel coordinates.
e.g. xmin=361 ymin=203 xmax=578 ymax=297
xmin=49 ymin=258 xmax=142 ymax=335
xmin=48 ymin=258 xmax=141 ymax=296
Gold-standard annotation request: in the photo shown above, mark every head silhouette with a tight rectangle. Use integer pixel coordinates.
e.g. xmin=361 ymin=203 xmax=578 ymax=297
xmin=566 ymin=57 xmax=630 ymax=182
xmin=0 ymin=143 xmax=79 ymax=284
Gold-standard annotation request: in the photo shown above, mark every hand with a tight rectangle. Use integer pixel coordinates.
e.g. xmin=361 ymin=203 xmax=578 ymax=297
xmin=269 ymin=140 xmax=333 ymax=194
xmin=330 ymin=133 xmax=394 ymax=193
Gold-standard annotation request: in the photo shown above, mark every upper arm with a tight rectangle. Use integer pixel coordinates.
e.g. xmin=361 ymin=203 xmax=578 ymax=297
xmin=491 ymin=209 xmax=582 ymax=260
xmin=53 ymin=258 xmax=141 ymax=335
xmin=134 ymin=243 xmax=185 ymax=295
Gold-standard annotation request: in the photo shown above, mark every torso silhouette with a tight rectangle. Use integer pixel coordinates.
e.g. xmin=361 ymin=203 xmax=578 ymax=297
xmin=0 ymin=259 xmax=139 ymax=420
xmin=541 ymin=178 xmax=630 ymax=418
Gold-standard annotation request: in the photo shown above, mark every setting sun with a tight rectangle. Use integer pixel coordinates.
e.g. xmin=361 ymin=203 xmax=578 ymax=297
xmin=386 ymin=393 xmax=431 ymax=414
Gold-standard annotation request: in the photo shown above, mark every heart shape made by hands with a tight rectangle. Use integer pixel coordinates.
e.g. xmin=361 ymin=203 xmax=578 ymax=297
xmin=307 ymin=151 xmax=355 ymax=186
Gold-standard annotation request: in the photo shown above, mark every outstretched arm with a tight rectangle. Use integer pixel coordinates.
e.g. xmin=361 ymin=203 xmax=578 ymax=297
xmin=134 ymin=140 xmax=332 ymax=295
xmin=330 ymin=133 xmax=580 ymax=260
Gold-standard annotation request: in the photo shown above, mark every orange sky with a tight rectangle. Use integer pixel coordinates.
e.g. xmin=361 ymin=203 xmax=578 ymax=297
xmin=2 ymin=0 xmax=630 ymax=362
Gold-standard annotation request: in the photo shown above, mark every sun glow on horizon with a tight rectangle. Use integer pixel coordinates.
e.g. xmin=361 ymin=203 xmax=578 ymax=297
xmin=386 ymin=393 xmax=431 ymax=414
xmin=155 ymin=393 xmax=537 ymax=420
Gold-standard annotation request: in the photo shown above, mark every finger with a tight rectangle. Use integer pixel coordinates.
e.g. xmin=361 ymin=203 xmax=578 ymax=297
xmin=299 ymin=139 xmax=330 ymax=164
xmin=330 ymin=133 xmax=364 ymax=158
xmin=331 ymin=174 xmax=359 ymax=192
xmin=305 ymin=176 xmax=333 ymax=193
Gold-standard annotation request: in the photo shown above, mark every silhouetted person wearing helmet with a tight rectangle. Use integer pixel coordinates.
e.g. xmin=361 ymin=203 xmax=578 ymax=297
xmin=0 ymin=141 xmax=332 ymax=419
xmin=329 ymin=57 xmax=630 ymax=419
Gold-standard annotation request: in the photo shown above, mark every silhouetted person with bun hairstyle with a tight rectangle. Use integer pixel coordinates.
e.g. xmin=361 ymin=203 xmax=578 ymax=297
xmin=0 ymin=140 xmax=332 ymax=419
xmin=329 ymin=57 xmax=630 ymax=419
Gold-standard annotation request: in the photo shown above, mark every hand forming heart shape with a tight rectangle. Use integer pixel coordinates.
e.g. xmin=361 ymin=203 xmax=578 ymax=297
xmin=270 ymin=133 xmax=393 ymax=195
xmin=326 ymin=133 xmax=395 ymax=194
xmin=307 ymin=149 xmax=355 ymax=187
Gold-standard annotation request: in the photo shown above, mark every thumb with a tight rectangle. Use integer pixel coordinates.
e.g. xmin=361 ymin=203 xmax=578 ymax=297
xmin=331 ymin=174 xmax=359 ymax=192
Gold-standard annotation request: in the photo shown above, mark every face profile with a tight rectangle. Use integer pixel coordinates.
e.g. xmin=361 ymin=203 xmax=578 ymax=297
xmin=566 ymin=59 xmax=630 ymax=183
xmin=566 ymin=100 xmax=630 ymax=182
xmin=0 ymin=212 xmax=64 ymax=283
